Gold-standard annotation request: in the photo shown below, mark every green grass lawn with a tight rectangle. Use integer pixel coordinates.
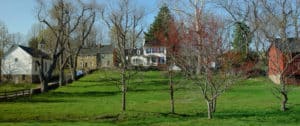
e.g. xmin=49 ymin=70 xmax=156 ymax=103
xmin=0 ymin=70 xmax=300 ymax=126
xmin=0 ymin=83 xmax=38 ymax=92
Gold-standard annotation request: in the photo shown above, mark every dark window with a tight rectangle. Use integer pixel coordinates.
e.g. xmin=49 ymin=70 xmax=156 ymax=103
xmin=22 ymin=75 xmax=25 ymax=80
xmin=153 ymin=48 xmax=158 ymax=53
xmin=159 ymin=57 xmax=165 ymax=64
xmin=146 ymin=48 xmax=151 ymax=53
xmin=15 ymin=58 xmax=18 ymax=62
xmin=151 ymin=57 xmax=157 ymax=63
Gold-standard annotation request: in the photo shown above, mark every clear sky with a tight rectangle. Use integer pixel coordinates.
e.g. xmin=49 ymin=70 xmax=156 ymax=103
xmin=0 ymin=0 xmax=37 ymax=36
xmin=0 ymin=0 xmax=159 ymax=44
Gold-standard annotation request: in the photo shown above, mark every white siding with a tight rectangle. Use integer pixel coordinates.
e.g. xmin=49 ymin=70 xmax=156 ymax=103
xmin=31 ymin=58 xmax=52 ymax=75
xmin=2 ymin=47 xmax=33 ymax=75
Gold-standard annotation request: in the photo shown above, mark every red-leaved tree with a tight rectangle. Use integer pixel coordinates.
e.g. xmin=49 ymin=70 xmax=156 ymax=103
xmin=155 ymin=19 xmax=181 ymax=114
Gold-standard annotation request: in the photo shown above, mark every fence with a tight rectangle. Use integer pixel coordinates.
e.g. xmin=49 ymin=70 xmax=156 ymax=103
xmin=0 ymin=89 xmax=32 ymax=101
xmin=0 ymin=77 xmax=79 ymax=102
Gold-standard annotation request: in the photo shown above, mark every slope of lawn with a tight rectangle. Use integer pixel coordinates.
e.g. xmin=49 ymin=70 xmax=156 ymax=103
xmin=0 ymin=70 xmax=300 ymax=126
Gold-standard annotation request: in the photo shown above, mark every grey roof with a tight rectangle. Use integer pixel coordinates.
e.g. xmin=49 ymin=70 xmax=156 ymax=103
xmin=79 ymin=45 xmax=113 ymax=56
xmin=99 ymin=45 xmax=113 ymax=54
xmin=273 ymin=38 xmax=300 ymax=53
xmin=4 ymin=45 xmax=50 ymax=59
xmin=19 ymin=45 xmax=50 ymax=59
xmin=79 ymin=48 xmax=100 ymax=56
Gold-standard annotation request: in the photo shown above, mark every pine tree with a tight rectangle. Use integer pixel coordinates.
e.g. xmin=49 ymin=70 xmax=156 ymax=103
xmin=144 ymin=5 xmax=173 ymax=42
xmin=232 ymin=21 xmax=252 ymax=59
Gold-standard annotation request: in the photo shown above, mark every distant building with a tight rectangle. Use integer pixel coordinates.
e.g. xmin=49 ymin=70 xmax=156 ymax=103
xmin=1 ymin=45 xmax=52 ymax=83
xmin=77 ymin=45 xmax=114 ymax=71
xmin=268 ymin=38 xmax=300 ymax=84
xmin=99 ymin=45 xmax=114 ymax=68
xmin=124 ymin=41 xmax=168 ymax=70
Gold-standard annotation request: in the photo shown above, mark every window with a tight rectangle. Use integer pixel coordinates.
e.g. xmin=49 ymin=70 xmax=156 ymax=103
xmin=107 ymin=61 xmax=110 ymax=66
xmin=15 ymin=58 xmax=18 ymax=62
xmin=153 ymin=48 xmax=158 ymax=53
xmin=146 ymin=48 xmax=151 ymax=53
xmin=151 ymin=57 xmax=157 ymax=63
xmin=22 ymin=75 xmax=25 ymax=80
xmin=159 ymin=57 xmax=165 ymax=64
xmin=159 ymin=48 xmax=165 ymax=53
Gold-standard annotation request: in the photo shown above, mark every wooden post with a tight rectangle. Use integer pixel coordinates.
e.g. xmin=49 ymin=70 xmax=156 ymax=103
xmin=5 ymin=90 xmax=7 ymax=100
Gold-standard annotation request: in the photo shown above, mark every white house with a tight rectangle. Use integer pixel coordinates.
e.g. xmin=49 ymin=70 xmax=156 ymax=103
xmin=128 ymin=41 xmax=167 ymax=70
xmin=1 ymin=45 xmax=52 ymax=83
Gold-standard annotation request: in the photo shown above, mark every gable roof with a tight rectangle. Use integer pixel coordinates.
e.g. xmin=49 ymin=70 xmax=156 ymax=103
xmin=79 ymin=48 xmax=100 ymax=56
xmin=272 ymin=38 xmax=300 ymax=53
xmin=4 ymin=45 xmax=50 ymax=59
xmin=99 ymin=45 xmax=113 ymax=54
xmin=18 ymin=45 xmax=50 ymax=59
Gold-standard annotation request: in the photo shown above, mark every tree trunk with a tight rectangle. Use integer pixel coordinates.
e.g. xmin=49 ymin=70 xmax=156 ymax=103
xmin=212 ymin=98 xmax=217 ymax=113
xmin=206 ymin=100 xmax=213 ymax=119
xmin=121 ymin=67 xmax=126 ymax=111
xmin=59 ymin=68 xmax=65 ymax=86
xmin=279 ymin=76 xmax=288 ymax=112
xmin=59 ymin=53 xmax=65 ymax=86
xmin=169 ymin=70 xmax=175 ymax=114
xmin=71 ymin=67 xmax=76 ymax=81
xmin=281 ymin=91 xmax=288 ymax=111
xmin=40 ymin=79 xmax=48 ymax=92
xmin=69 ymin=56 xmax=77 ymax=81
xmin=0 ymin=58 xmax=2 ymax=83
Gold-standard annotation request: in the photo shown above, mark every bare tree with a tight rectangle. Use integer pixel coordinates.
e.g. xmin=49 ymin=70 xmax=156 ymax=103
xmin=217 ymin=0 xmax=300 ymax=112
xmin=181 ymin=14 xmax=240 ymax=119
xmin=36 ymin=0 xmax=87 ymax=91
xmin=68 ymin=1 xmax=96 ymax=81
xmin=0 ymin=21 xmax=13 ymax=83
xmin=101 ymin=0 xmax=145 ymax=111
xmin=257 ymin=0 xmax=300 ymax=111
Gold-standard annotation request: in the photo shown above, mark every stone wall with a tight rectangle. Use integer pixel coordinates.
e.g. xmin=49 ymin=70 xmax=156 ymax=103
xmin=77 ymin=55 xmax=98 ymax=71
xmin=100 ymin=54 xmax=114 ymax=68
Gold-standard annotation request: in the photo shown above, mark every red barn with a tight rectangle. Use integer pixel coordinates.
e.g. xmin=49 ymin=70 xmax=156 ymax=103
xmin=268 ymin=38 xmax=300 ymax=84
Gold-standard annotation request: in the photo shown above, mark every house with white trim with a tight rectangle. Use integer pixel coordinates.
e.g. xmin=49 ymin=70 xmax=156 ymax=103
xmin=1 ymin=45 xmax=52 ymax=83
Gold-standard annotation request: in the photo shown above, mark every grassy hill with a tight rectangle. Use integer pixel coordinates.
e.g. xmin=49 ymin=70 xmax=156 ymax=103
xmin=0 ymin=70 xmax=300 ymax=126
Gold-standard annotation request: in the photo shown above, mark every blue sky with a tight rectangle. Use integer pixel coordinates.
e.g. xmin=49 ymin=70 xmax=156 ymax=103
xmin=0 ymin=0 xmax=159 ymax=44
xmin=0 ymin=0 xmax=37 ymax=35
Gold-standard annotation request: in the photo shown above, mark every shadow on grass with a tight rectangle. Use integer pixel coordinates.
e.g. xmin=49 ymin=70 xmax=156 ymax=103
xmin=45 ymin=91 xmax=121 ymax=98
xmin=78 ymin=78 xmax=118 ymax=83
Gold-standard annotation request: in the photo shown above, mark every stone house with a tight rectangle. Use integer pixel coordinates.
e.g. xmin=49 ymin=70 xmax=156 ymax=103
xmin=77 ymin=45 xmax=113 ymax=71
xmin=1 ymin=45 xmax=52 ymax=84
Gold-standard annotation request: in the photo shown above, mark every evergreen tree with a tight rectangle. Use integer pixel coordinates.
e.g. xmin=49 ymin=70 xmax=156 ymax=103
xmin=232 ymin=21 xmax=252 ymax=58
xmin=144 ymin=5 xmax=173 ymax=42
